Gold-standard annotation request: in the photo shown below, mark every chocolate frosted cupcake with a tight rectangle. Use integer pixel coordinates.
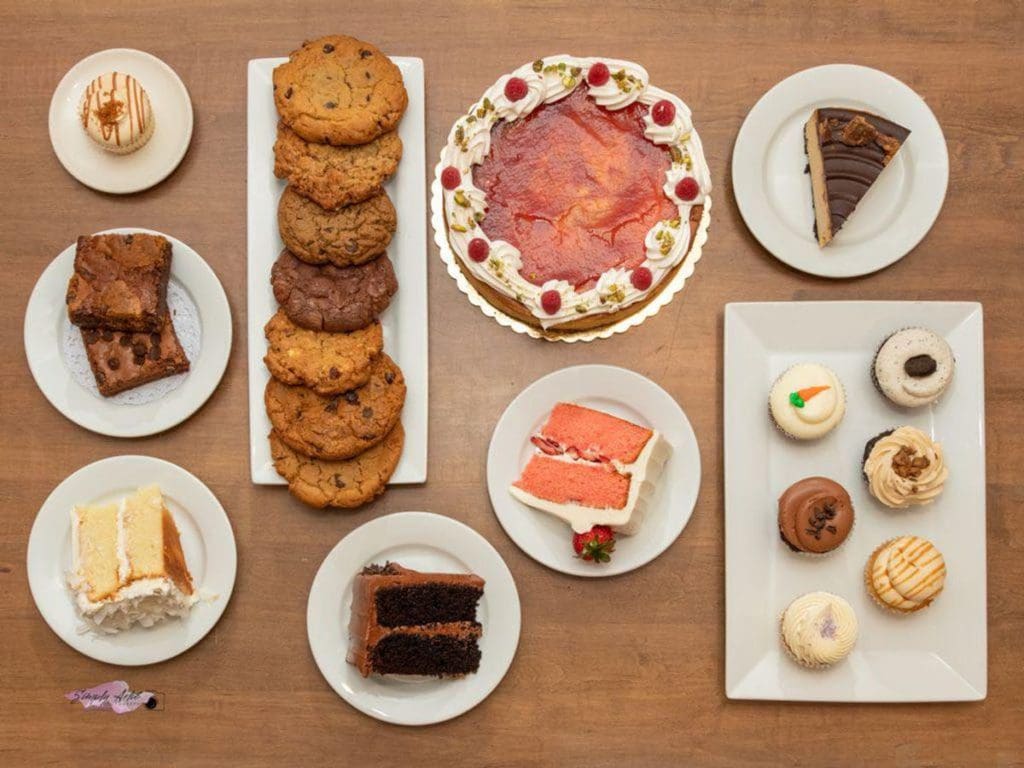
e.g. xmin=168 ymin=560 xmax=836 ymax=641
xmin=778 ymin=477 xmax=854 ymax=556
xmin=872 ymin=328 xmax=955 ymax=408
xmin=862 ymin=426 xmax=948 ymax=508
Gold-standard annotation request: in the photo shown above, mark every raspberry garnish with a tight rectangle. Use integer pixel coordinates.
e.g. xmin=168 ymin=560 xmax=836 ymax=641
xmin=651 ymin=99 xmax=676 ymax=126
xmin=675 ymin=177 xmax=700 ymax=202
xmin=440 ymin=166 xmax=461 ymax=190
xmin=504 ymin=77 xmax=529 ymax=102
xmin=467 ymin=238 xmax=490 ymax=262
xmin=630 ymin=267 xmax=653 ymax=291
xmin=587 ymin=62 xmax=610 ymax=87
xmin=540 ymin=290 xmax=562 ymax=315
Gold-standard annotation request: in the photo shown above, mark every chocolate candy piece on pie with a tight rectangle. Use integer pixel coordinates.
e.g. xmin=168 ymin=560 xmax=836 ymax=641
xmin=66 ymin=233 xmax=171 ymax=333
xmin=270 ymin=249 xmax=397 ymax=332
xmin=804 ymin=107 xmax=910 ymax=247
xmin=272 ymin=35 xmax=408 ymax=146
xmin=81 ymin=314 xmax=190 ymax=397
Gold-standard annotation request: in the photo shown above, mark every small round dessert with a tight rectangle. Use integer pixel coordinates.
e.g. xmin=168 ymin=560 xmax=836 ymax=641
xmin=777 ymin=477 xmax=854 ymax=556
xmin=865 ymin=535 xmax=946 ymax=613
xmin=79 ymin=71 xmax=155 ymax=155
xmin=862 ymin=426 xmax=947 ymax=508
xmin=768 ymin=363 xmax=846 ymax=440
xmin=779 ymin=591 xmax=858 ymax=669
xmin=872 ymin=327 xmax=955 ymax=408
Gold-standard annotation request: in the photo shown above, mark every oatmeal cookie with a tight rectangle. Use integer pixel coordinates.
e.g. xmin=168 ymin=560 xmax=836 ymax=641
xmin=277 ymin=185 xmax=396 ymax=266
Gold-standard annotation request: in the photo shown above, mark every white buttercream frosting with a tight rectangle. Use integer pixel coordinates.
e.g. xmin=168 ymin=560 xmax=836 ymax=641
xmin=781 ymin=592 xmax=858 ymax=668
xmin=439 ymin=55 xmax=712 ymax=329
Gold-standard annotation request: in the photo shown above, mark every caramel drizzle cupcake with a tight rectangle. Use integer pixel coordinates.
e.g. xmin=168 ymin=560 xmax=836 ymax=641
xmin=865 ymin=536 xmax=946 ymax=613
xmin=862 ymin=426 xmax=947 ymax=508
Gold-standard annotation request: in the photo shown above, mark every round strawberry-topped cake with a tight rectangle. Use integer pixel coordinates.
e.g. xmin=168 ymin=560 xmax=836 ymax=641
xmin=437 ymin=55 xmax=711 ymax=335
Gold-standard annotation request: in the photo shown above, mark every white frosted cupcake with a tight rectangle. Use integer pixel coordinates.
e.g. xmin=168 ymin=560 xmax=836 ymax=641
xmin=79 ymin=71 xmax=155 ymax=155
xmin=872 ymin=328 xmax=954 ymax=408
xmin=768 ymin=363 xmax=846 ymax=440
xmin=862 ymin=426 xmax=948 ymax=508
xmin=779 ymin=591 xmax=858 ymax=669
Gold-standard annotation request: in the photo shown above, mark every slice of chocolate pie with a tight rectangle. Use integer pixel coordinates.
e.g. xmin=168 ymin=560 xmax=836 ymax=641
xmin=804 ymin=108 xmax=910 ymax=247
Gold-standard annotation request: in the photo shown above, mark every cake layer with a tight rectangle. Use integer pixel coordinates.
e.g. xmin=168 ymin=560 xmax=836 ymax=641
xmin=535 ymin=402 xmax=654 ymax=464
xmin=513 ymin=454 xmax=630 ymax=510
xmin=375 ymin=583 xmax=484 ymax=628
xmin=475 ymin=86 xmax=675 ymax=289
xmin=370 ymin=630 xmax=483 ymax=677
xmin=72 ymin=501 xmax=120 ymax=602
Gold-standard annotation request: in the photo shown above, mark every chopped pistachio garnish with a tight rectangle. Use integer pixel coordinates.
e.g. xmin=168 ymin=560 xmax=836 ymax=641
xmin=473 ymin=211 xmax=486 ymax=223
xmin=669 ymin=217 xmax=681 ymax=228
xmin=453 ymin=190 xmax=470 ymax=207
xmin=575 ymin=303 xmax=588 ymax=314
xmin=670 ymin=146 xmax=684 ymax=164
xmin=605 ymin=285 xmax=626 ymax=304
xmin=570 ymin=66 xmax=582 ymax=77
xmin=562 ymin=75 xmax=576 ymax=89
xmin=532 ymin=59 xmax=544 ymax=73
xmin=659 ymin=230 xmax=675 ymax=256
xmin=451 ymin=223 xmax=468 ymax=233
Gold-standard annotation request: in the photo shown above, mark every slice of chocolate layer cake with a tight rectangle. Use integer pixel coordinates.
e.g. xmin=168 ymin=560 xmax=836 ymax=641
xmin=804 ymin=108 xmax=910 ymax=247
xmin=347 ymin=563 xmax=485 ymax=678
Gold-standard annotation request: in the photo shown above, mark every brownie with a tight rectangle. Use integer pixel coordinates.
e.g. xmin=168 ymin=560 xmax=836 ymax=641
xmin=66 ymin=233 xmax=172 ymax=332
xmin=81 ymin=314 xmax=190 ymax=397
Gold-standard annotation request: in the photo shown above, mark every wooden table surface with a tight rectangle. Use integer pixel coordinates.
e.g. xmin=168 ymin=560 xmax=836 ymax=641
xmin=2 ymin=1 xmax=1022 ymax=765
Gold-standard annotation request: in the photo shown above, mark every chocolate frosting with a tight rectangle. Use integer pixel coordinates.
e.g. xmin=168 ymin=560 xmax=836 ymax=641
xmin=777 ymin=477 xmax=854 ymax=554
xmin=346 ymin=562 xmax=485 ymax=677
xmin=814 ymin=108 xmax=910 ymax=237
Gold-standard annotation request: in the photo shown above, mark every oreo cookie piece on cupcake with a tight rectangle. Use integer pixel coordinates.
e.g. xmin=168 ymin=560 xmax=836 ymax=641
xmin=872 ymin=327 xmax=954 ymax=408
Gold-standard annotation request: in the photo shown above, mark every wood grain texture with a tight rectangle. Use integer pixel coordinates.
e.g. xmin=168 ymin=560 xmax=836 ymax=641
xmin=1 ymin=1 xmax=1022 ymax=765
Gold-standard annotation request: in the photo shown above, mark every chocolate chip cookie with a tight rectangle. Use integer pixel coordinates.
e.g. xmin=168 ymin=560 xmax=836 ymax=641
xmin=277 ymin=186 xmax=396 ymax=267
xmin=272 ymin=35 xmax=408 ymax=146
xmin=270 ymin=422 xmax=404 ymax=509
xmin=265 ymin=353 xmax=405 ymax=460
xmin=274 ymin=122 xmax=402 ymax=210
xmin=271 ymin=249 xmax=397 ymax=332
xmin=264 ymin=309 xmax=383 ymax=395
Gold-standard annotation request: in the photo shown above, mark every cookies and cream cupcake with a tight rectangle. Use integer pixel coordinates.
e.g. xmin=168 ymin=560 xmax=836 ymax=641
xmin=768 ymin=363 xmax=846 ymax=440
xmin=79 ymin=71 xmax=155 ymax=155
xmin=872 ymin=328 xmax=954 ymax=408
xmin=865 ymin=536 xmax=946 ymax=613
xmin=862 ymin=426 xmax=948 ymax=508
xmin=779 ymin=591 xmax=858 ymax=669
xmin=777 ymin=477 xmax=854 ymax=556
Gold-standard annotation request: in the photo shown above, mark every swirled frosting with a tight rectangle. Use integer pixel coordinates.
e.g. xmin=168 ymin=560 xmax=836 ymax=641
xmin=866 ymin=536 xmax=946 ymax=612
xmin=863 ymin=426 xmax=948 ymax=508
xmin=781 ymin=592 xmax=858 ymax=668
xmin=768 ymin=363 xmax=846 ymax=440
xmin=777 ymin=476 xmax=854 ymax=554
xmin=437 ymin=55 xmax=711 ymax=329
xmin=873 ymin=328 xmax=955 ymax=408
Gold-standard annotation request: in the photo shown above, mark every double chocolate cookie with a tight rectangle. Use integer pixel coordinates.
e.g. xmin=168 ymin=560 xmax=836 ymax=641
xmin=271 ymin=249 xmax=397 ymax=332
xmin=274 ymin=123 xmax=402 ymax=210
xmin=265 ymin=353 xmax=405 ymax=460
xmin=277 ymin=186 xmax=396 ymax=267
xmin=270 ymin=423 xmax=404 ymax=508
xmin=272 ymin=35 xmax=408 ymax=146
xmin=264 ymin=309 xmax=383 ymax=395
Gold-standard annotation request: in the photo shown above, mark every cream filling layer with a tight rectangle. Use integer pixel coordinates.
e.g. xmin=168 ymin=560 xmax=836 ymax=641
xmin=439 ymin=55 xmax=711 ymax=329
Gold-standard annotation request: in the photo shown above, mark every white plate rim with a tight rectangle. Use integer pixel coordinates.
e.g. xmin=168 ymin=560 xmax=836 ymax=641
xmin=486 ymin=364 xmax=701 ymax=577
xmin=306 ymin=511 xmax=521 ymax=725
xmin=26 ymin=455 xmax=238 ymax=666
xmin=48 ymin=48 xmax=194 ymax=194
xmin=23 ymin=227 xmax=232 ymax=438
xmin=732 ymin=63 xmax=949 ymax=278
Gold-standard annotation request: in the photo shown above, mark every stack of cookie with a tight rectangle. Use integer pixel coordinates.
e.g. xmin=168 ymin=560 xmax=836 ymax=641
xmin=263 ymin=35 xmax=409 ymax=509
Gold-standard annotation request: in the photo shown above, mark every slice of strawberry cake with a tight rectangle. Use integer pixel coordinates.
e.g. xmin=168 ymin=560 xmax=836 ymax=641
xmin=510 ymin=403 xmax=670 ymax=538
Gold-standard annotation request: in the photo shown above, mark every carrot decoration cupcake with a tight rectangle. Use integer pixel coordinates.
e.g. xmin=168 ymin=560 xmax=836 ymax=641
xmin=768 ymin=363 xmax=846 ymax=440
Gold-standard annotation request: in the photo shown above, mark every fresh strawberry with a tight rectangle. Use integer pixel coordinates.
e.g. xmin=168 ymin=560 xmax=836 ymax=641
xmin=572 ymin=525 xmax=616 ymax=563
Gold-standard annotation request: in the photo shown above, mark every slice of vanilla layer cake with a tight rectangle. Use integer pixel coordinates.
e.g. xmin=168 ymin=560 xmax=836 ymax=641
xmin=347 ymin=563 xmax=485 ymax=678
xmin=510 ymin=402 xmax=671 ymax=535
xmin=69 ymin=484 xmax=196 ymax=633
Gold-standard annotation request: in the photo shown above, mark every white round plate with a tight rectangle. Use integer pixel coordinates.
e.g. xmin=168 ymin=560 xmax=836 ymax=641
xmin=24 ymin=228 xmax=232 ymax=438
xmin=49 ymin=48 xmax=194 ymax=194
xmin=307 ymin=512 xmax=520 ymax=726
xmin=27 ymin=456 xmax=237 ymax=666
xmin=487 ymin=365 xmax=701 ymax=577
xmin=732 ymin=64 xmax=948 ymax=278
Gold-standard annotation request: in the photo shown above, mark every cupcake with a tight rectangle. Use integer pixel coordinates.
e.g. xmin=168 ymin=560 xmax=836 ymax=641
xmin=865 ymin=535 xmax=946 ymax=613
xmin=79 ymin=71 xmax=155 ymax=155
xmin=779 ymin=591 xmax=858 ymax=669
xmin=768 ymin=363 xmax=845 ymax=440
xmin=777 ymin=477 xmax=854 ymax=556
xmin=872 ymin=327 xmax=955 ymax=408
xmin=862 ymin=426 xmax=948 ymax=508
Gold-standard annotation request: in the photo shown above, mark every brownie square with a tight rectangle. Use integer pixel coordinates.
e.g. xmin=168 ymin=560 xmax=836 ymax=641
xmin=66 ymin=233 xmax=172 ymax=332
xmin=81 ymin=315 xmax=190 ymax=397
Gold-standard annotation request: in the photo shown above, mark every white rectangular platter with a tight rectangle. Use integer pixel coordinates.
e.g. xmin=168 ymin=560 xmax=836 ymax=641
xmin=724 ymin=301 xmax=986 ymax=702
xmin=246 ymin=57 xmax=427 ymax=485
